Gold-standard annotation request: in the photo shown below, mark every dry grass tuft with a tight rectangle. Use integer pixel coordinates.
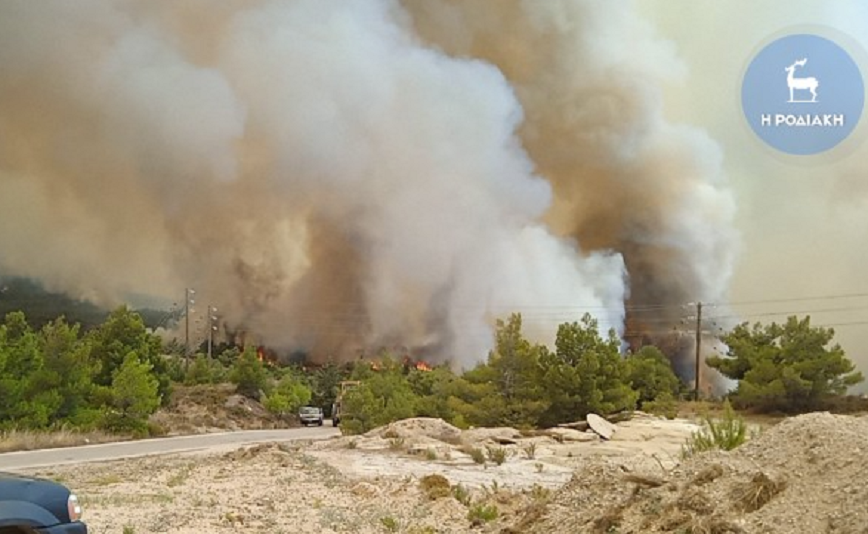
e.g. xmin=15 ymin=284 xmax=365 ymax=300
xmin=166 ymin=465 xmax=194 ymax=487
xmin=485 ymin=445 xmax=508 ymax=465
xmin=657 ymin=505 xmax=743 ymax=534
xmin=682 ymin=515 xmax=745 ymax=534
xmin=677 ymin=486 xmax=714 ymax=515
xmin=224 ymin=442 xmax=290 ymax=462
xmin=511 ymin=500 xmax=550 ymax=532
xmin=592 ymin=504 xmax=625 ymax=533
xmin=658 ymin=506 xmax=692 ymax=531
xmin=0 ymin=428 xmax=125 ymax=453
xmin=692 ymin=464 xmax=725 ymax=486
xmin=460 ymin=445 xmax=486 ymax=464
xmin=734 ymin=472 xmax=786 ymax=512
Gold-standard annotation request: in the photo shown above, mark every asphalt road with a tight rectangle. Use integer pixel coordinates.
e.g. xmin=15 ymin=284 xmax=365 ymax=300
xmin=0 ymin=425 xmax=340 ymax=472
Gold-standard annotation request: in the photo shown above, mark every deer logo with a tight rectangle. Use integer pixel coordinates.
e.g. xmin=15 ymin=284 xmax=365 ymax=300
xmin=785 ymin=58 xmax=819 ymax=103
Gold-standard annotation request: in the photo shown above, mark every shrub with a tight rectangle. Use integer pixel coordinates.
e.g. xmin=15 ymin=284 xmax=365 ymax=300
xmin=419 ymin=474 xmax=451 ymax=500
xmin=735 ymin=472 xmax=786 ymax=512
xmin=625 ymin=346 xmax=682 ymax=407
xmin=464 ymin=446 xmax=486 ymax=465
xmin=642 ymin=391 xmax=679 ymax=419
xmin=147 ymin=420 xmax=167 ymax=437
xmin=263 ymin=375 xmax=312 ymax=419
xmin=262 ymin=393 xmax=292 ymax=418
xmin=229 ymin=347 xmax=268 ymax=400
xmin=184 ymin=355 xmax=227 ymax=386
xmin=101 ymin=352 xmax=161 ymax=435
xmin=486 ymin=445 xmax=507 ymax=465
xmin=339 ymin=371 xmax=418 ymax=435
xmin=681 ymin=400 xmax=748 ymax=458
xmin=467 ymin=503 xmax=498 ymax=525
xmin=452 ymin=484 xmax=472 ymax=506
xmin=380 ymin=516 xmax=399 ymax=532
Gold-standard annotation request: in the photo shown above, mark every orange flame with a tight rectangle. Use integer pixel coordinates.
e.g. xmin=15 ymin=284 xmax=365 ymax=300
xmin=254 ymin=346 xmax=276 ymax=367
xmin=415 ymin=361 xmax=432 ymax=372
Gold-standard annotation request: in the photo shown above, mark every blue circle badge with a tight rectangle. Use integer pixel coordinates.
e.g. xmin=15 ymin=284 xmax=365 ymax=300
xmin=742 ymin=33 xmax=864 ymax=155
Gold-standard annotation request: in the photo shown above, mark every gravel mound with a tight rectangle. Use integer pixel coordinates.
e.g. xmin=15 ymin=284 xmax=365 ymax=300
xmin=515 ymin=412 xmax=868 ymax=534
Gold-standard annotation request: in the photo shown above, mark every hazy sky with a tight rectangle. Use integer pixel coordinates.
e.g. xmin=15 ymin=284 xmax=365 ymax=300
xmin=643 ymin=1 xmax=868 ymax=380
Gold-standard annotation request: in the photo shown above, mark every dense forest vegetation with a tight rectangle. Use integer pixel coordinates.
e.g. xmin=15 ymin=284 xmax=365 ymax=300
xmin=0 ymin=297 xmax=861 ymax=437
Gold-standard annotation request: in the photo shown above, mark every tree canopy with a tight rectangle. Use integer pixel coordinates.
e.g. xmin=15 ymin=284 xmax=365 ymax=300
xmin=11 ymin=302 xmax=861 ymax=437
xmin=706 ymin=316 xmax=863 ymax=412
xmin=625 ymin=345 xmax=683 ymax=407
xmin=539 ymin=314 xmax=638 ymax=426
xmin=0 ymin=309 xmax=167 ymax=433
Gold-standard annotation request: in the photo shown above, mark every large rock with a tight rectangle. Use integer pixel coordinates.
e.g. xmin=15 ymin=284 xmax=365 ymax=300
xmin=461 ymin=427 xmax=523 ymax=445
xmin=587 ymin=413 xmax=617 ymax=440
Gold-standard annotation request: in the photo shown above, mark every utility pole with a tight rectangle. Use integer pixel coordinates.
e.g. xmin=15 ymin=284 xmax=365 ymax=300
xmin=207 ymin=305 xmax=217 ymax=360
xmin=184 ymin=288 xmax=195 ymax=370
xmin=694 ymin=301 xmax=703 ymax=401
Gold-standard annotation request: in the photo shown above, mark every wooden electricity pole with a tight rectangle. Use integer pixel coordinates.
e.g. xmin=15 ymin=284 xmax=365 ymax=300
xmin=184 ymin=291 xmax=190 ymax=370
xmin=184 ymin=288 xmax=194 ymax=371
xmin=694 ymin=301 xmax=703 ymax=401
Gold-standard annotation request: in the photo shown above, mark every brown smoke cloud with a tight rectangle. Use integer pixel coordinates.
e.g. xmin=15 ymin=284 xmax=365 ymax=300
xmin=403 ymin=0 xmax=738 ymax=375
xmin=0 ymin=0 xmax=737 ymax=371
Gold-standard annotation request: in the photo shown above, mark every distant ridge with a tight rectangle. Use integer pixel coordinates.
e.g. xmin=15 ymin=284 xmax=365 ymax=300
xmin=0 ymin=276 xmax=174 ymax=331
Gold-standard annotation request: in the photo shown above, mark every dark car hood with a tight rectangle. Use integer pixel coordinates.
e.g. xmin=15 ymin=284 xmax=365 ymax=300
xmin=0 ymin=472 xmax=71 ymax=523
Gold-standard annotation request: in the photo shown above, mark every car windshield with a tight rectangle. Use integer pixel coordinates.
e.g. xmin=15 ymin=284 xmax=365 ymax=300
xmin=299 ymin=407 xmax=320 ymax=414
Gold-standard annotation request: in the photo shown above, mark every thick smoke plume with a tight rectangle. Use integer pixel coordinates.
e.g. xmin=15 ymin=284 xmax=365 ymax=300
xmin=404 ymin=0 xmax=738 ymax=378
xmin=0 ymin=0 xmax=736 ymax=371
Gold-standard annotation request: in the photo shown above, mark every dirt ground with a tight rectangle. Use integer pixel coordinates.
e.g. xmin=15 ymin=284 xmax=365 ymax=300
xmin=29 ymin=412 xmax=868 ymax=533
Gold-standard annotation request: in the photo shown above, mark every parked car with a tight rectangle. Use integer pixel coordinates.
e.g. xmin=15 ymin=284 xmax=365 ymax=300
xmin=0 ymin=472 xmax=87 ymax=533
xmin=298 ymin=406 xmax=324 ymax=426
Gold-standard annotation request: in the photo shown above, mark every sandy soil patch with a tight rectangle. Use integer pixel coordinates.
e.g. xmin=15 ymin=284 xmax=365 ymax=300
xmin=30 ymin=414 xmax=702 ymax=533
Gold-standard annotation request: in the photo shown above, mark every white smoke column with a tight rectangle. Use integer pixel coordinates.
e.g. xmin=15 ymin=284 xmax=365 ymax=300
xmin=0 ymin=0 xmax=627 ymax=366
xmin=217 ymin=0 xmax=627 ymax=361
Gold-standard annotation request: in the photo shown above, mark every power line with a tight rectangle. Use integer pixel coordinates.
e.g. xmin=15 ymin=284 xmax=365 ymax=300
xmin=715 ymin=292 xmax=868 ymax=307
xmin=705 ymin=304 xmax=868 ymax=321
xmin=799 ymin=320 xmax=868 ymax=328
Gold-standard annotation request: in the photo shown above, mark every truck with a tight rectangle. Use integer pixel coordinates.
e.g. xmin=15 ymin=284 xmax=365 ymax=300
xmin=330 ymin=380 xmax=360 ymax=427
